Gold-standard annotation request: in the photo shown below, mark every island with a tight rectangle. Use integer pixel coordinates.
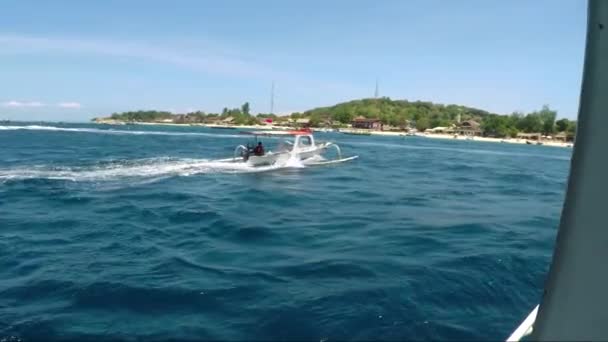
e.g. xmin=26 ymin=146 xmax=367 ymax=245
xmin=92 ymin=98 xmax=576 ymax=147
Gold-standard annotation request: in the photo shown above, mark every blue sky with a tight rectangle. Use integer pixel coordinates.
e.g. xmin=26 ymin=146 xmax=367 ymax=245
xmin=0 ymin=0 xmax=586 ymax=121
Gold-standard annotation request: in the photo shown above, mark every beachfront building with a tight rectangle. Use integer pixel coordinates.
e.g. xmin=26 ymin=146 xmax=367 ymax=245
xmin=517 ymin=132 xmax=542 ymax=141
xmin=351 ymin=116 xmax=382 ymax=130
xmin=322 ymin=119 xmax=339 ymax=128
xmin=426 ymin=126 xmax=455 ymax=134
xmin=258 ymin=117 xmax=274 ymax=126
xmin=456 ymin=120 xmax=481 ymax=136
xmin=554 ymin=132 xmax=575 ymax=142
xmin=382 ymin=125 xmax=400 ymax=132
xmin=296 ymin=118 xmax=310 ymax=127
xmin=172 ymin=114 xmax=205 ymax=124
xmin=403 ymin=120 xmax=414 ymax=132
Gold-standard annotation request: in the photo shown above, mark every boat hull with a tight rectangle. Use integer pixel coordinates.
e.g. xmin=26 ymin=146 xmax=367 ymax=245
xmin=246 ymin=152 xmax=288 ymax=166
xmin=246 ymin=145 xmax=327 ymax=167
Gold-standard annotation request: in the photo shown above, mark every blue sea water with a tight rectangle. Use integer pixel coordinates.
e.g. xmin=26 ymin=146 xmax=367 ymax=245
xmin=0 ymin=123 xmax=571 ymax=341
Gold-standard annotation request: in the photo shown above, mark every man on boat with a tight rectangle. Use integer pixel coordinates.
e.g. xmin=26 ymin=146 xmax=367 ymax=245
xmin=253 ymin=142 xmax=265 ymax=156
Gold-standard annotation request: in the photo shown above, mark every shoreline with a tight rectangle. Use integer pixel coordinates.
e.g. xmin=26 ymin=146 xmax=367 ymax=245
xmin=336 ymin=128 xmax=573 ymax=148
xmin=98 ymin=121 xmax=340 ymax=133
xmin=418 ymin=133 xmax=573 ymax=148
xmin=96 ymin=120 xmax=297 ymax=131
xmin=92 ymin=121 xmax=573 ymax=148
xmin=374 ymin=131 xmax=571 ymax=148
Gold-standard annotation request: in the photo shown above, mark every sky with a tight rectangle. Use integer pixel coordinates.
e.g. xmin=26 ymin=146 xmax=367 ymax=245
xmin=0 ymin=0 xmax=587 ymax=122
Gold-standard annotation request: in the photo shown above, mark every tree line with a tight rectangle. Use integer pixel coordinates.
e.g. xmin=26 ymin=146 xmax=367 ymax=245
xmin=99 ymin=98 xmax=576 ymax=137
xmin=481 ymin=106 xmax=576 ymax=138
xmin=298 ymin=98 xmax=575 ymax=137
xmin=106 ymin=103 xmax=258 ymax=125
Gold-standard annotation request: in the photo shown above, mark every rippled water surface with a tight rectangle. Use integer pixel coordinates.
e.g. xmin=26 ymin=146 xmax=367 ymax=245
xmin=0 ymin=123 xmax=571 ymax=341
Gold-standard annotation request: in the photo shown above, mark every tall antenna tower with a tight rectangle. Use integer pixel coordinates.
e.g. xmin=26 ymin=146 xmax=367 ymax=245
xmin=270 ymin=81 xmax=275 ymax=115
xmin=374 ymin=78 xmax=379 ymax=98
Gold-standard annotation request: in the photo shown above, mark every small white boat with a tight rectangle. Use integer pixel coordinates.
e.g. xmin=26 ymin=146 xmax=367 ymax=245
xmin=221 ymin=129 xmax=356 ymax=167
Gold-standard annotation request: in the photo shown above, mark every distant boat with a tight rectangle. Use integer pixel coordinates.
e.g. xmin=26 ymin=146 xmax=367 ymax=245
xmin=210 ymin=126 xmax=236 ymax=130
xmin=526 ymin=140 xmax=533 ymax=145
xmin=312 ymin=127 xmax=337 ymax=133
xmin=342 ymin=130 xmax=371 ymax=136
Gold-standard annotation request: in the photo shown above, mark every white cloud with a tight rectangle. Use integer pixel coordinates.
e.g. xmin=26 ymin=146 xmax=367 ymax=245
xmin=58 ymin=102 xmax=81 ymax=109
xmin=1 ymin=100 xmax=82 ymax=109
xmin=2 ymin=100 xmax=45 ymax=107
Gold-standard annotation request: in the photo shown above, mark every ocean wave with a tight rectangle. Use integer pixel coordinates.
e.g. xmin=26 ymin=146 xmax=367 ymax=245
xmin=0 ymin=122 xmax=568 ymax=341
xmin=349 ymin=141 xmax=572 ymax=161
xmin=0 ymin=125 xmax=243 ymax=138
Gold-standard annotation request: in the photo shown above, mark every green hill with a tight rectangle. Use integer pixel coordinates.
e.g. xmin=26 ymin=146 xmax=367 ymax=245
xmin=298 ymin=97 xmax=494 ymax=131
xmin=295 ymin=97 xmax=574 ymax=137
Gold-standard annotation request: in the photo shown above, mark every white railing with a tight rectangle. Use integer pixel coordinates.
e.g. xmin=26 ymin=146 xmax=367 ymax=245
xmin=506 ymin=305 xmax=539 ymax=341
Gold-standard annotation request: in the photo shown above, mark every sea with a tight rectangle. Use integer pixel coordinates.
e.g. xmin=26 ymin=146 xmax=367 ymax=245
xmin=0 ymin=123 xmax=571 ymax=341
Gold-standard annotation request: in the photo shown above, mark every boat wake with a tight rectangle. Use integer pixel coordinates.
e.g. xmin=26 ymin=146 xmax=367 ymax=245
xmin=0 ymin=157 xmax=289 ymax=183
xmin=9 ymin=154 xmax=357 ymax=182
xmin=0 ymin=154 xmax=359 ymax=184
xmin=0 ymin=125 xmax=243 ymax=138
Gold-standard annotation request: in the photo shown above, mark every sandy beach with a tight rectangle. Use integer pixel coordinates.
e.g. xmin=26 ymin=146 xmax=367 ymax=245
xmin=419 ymin=133 xmax=573 ymax=148
xmin=335 ymin=128 xmax=573 ymax=148
xmin=94 ymin=121 xmax=573 ymax=148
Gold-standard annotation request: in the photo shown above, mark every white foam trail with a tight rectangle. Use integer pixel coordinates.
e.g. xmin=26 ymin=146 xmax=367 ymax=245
xmin=0 ymin=155 xmax=309 ymax=183
xmin=301 ymin=155 xmax=327 ymax=164
xmin=283 ymin=154 xmax=306 ymax=168
xmin=0 ymin=125 xmax=243 ymax=138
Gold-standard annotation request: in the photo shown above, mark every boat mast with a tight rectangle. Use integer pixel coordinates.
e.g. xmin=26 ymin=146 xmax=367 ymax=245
xmin=270 ymin=81 xmax=275 ymax=115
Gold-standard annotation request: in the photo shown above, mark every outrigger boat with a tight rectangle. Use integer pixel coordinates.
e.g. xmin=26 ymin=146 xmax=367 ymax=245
xmin=217 ymin=128 xmax=357 ymax=167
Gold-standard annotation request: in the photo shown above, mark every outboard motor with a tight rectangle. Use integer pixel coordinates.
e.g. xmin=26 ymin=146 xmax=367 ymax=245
xmin=234 ymin=144 xmax=250 ymax=162
xmin=241 ymin=143 xmax=251 ymax=161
